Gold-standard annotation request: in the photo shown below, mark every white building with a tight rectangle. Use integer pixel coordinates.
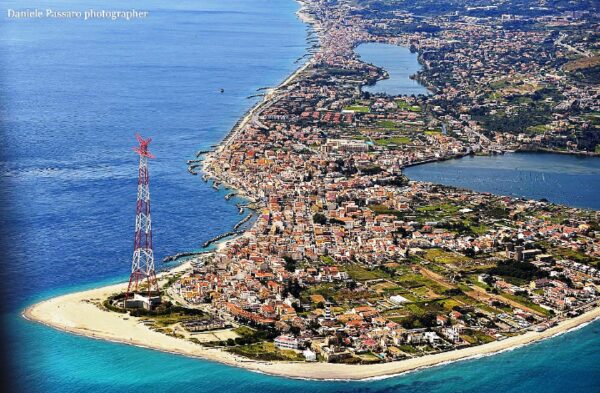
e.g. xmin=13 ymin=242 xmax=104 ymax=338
xmin=274 ymin=335 xmax=301 ymax=350
xmin=303 ymin=349 xmax=317 ymax=361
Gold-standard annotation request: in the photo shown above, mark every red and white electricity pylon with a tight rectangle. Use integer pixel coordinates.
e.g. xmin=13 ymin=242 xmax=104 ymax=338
xmin=126 ymin=133 xmax=160 ymax=300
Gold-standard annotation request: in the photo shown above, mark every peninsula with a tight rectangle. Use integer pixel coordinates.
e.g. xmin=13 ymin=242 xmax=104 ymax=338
xmin=25 ymin=0 xmax=600 ymax=380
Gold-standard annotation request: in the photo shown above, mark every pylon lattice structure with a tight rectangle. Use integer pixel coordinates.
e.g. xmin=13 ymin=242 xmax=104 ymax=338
xmin=127 ymin=133 xmax=160 ymax=300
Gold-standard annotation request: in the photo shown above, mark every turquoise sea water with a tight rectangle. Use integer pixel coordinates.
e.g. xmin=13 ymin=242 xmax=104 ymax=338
xmin=404 ymin=152 xmax=600 ymax=210
xmin=356 ymin=43 xmax=429 ymax=96
xmin=10 ymin=313 xmax=600 ymax=392
xmin=1 ymin=0 xmax=599 ymax=392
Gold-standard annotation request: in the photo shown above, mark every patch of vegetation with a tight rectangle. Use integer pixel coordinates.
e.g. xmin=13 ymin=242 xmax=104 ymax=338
xmin=227 ymin=342 xmax=304 ymax=361
xmin=374 ymin=136 xmax=411 ymax=146
xmin=396 ymin=100 xmax=421 ymax=112
xmin=416 ymin=203 xmax=459 ymax=214
xmin=360 ymin=165 xmax=383 ymax=175
xmin=369 ymin=204 xmax=404 ymax=218
xmin=319 ymin=255 xmax=335 ymax=265
xmin=162 ymin=273 xmax=183 ymax=290
xmin=461 ymin=329 xmax=495 ymax=344
xmin=376 ymin=120 xmax=398 ymax=129
xmin=396 ymin=345 xmax=420 ymax=354
xmin=501 ymin=293 xmax=551 ymax=316
xmin=399 ymin=312 xmax=438 ymax=329
xmin=344 ymin=105 xmax=370 ymax=113
xmin=313 ymin=213 xmax=328 ymax=225
xmin=488 ymin=260 xmax=548 ymax=281
xmin=344 ymin=264 xmax=391 ymax=281
xmin=551 ymin=247 xmax=599 ymax=267
xmin=424 ymin=249 xmax=470 ymax=265
xmin=283 ymin=255 xmax=297 ymax=272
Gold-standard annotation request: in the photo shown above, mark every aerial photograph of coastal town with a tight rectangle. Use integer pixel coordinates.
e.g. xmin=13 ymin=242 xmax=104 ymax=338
xmin=1 ymin=0 xmax=599 ymax=391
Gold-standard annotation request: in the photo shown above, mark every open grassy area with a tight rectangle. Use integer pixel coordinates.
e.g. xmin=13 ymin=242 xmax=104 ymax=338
xmin=376 ymin=120 xmax=398 ymax=129
xmin=501 ymin=293 xmax=551 ymax=316
xmin=396 ymin=345 xmax=420 ymax=354
xmin=563 ymin=55 xmax=600 ymax=71
xmin=396 ymin=100 xmax=421 ymax=112
xmin=416 ymin=203 xmax=460 ymax=214
xmin=371 ymin=281 xmax=403 ymax=294
xmin=398 ymin=298 xmax=461 ymax=316
xmin=467 ymin=275 xmax=491 ymax=290
xmin=436 ymin=297 xmax=462 ymax=311
xmin=468 ymin=224 xmax=489 ymax=235
xmin=320 ymin=255 xmax=335 ymax=265
xmin=227 ymin=342 xmax=304 ymax=361
xmin=550 ymin=246 xmax=599 ymax=267
xmin=233 ymin=326 xmax=256 ymax=337
xmin=344 ymin=264 xmax=391 ymax=281
xmin=304 ymin=283 xmax=338 ymax=300
xmin=357 ymin=352 xmax=382 ymax=363
xmin=423 ymin=249 xmax=470 ymax=265
xmin=461 ymin=329 xmax=495 ymax=345
xmin=369 ymin=204 xmax=404 ymax=217
xmin=344 ymin=105 xmax=370 ymax=113
xmin=395 ymin=271 xmax=437 ymax=289
xmin=527 ymin=124 xmax=552 ymax=134
xmin=374 ymin=136 xmax=411 ymax=146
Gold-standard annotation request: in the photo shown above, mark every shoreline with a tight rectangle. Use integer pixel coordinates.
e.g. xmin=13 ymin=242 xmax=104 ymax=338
xmin=22 ymin=281 xmax=600 ymax=381
xmin=20 ymin=0 xmax=600 ymax=383
xmin=165 ymin=0 xmax=318 ymax=265
xmin=210 ymin=1 xmax=316 ymax=156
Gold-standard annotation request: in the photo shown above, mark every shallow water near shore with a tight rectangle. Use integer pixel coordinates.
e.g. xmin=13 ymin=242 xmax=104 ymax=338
xmin=1 ymin=0 xmax=599 ymax=391
xmin=9 ymin=312 xmax=600 ymax=392
xmin=404 ymin=152 xmax=600 ymax=210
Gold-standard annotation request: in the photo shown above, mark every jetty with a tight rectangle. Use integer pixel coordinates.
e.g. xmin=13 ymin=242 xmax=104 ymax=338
xmin=196 ymin=149 xmax=211 ymax=157
xmin=202 ymin=230 xmax=244 ymax=248
xmin=234 ymin=214 xmax=252 ymax=230
xmin=236 ymin=202 xmax=254 ymax=214
xmin=162 ymin=251 xmax=210 ymax=263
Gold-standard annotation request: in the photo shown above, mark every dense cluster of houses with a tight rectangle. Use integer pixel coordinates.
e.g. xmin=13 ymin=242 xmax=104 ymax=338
xmin=171 ymin=0 xmax=599 ymax=362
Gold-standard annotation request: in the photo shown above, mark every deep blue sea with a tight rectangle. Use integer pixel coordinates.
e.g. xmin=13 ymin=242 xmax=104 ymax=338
xmin=356 ymin=43 xmax=429 ymax=96
xmin=404 ymin=152 xmax=600 ymax=210
xmin=1 ymin=1 xmax=598 ymax=392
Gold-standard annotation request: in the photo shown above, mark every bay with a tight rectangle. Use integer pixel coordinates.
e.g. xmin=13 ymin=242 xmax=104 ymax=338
xmin=404 ymin=152 xmax=600 ymax=210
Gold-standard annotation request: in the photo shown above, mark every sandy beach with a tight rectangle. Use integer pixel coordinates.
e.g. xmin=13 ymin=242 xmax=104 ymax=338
xmin=23 ymin=277 xmax=600 ymax=381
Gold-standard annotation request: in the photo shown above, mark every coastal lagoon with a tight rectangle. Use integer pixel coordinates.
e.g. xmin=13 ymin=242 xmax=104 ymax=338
xmin=356 ymin=42 xmax=429 ymax=96
xmin=404 ymin=152 xmax=600 ymax=210
xmin=1 ymin=0 xmax=599 ymax=392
